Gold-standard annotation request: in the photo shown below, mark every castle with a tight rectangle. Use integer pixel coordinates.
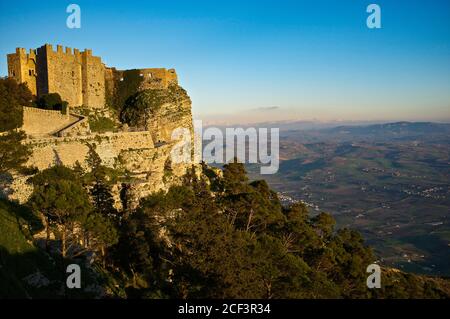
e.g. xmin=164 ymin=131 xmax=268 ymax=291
xmin=3 ymin=44 xmax=195 ymax=205
xmin=7 ymin=44 xmax=178 ymax=108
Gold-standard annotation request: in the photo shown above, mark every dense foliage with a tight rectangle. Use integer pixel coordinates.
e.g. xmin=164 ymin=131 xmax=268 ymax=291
xmin=28 ymin=147 xmax=119 ymax=262
xmin=107 ymin=69 xmax=143 ymax=113
xmin=35 ymin=93 xmax=68 ymax=113
xmin=0 ymin=78 xmax=32 ymax=173
xmin=0 ymin=78 xmax=32 ymax=132
xmin=1 ymin=150 xmax=450 ymax=298
xmin=109 ymin=163 xmax=375 ymax=298
xmin=120 ymin=84 xmax=188 ymax=128
xmin=0 ymin=130 xmax=31 ymax=173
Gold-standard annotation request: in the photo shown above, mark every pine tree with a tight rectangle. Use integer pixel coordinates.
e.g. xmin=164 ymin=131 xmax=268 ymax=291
xmin=0 ymin=78 xmax=32 ymax=174
xmin=29 ymin=166 xmax=92 ymax=257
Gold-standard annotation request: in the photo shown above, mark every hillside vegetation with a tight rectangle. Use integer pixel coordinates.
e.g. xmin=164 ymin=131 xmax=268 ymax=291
xmin=0 ymin=78 xmax=449 ymax=299
xmin=1 ymin=161 xmax=449 ymax=299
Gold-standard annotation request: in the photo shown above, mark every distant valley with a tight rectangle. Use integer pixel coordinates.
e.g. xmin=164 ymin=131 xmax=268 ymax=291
xmin=242 ymin=122 xmax=450 ymax=276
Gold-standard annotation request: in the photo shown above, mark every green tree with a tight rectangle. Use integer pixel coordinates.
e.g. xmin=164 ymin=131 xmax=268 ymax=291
xmin=84 ymin=144 xmax=119 ymax=218
xmin=28 ymin=166 xmax=92 ymax=257
xmin=0 ymin=78 xmax=32 ymax=131
xmin=281 ymin=202 xmax=321 ymax=256
xmin=83 ymin=144 xmax=119 ymax=264
xmin=80 ymin=210 xmax=118 ymax=266
xmin=35 ymin=93 xmax=68 ymax=112
xmin=0 ymin=78 xmax=32 ymax=174
xmin=0 ymin=130 xmax=31 ymax=173
xmin=112 ymin=209 xmax=157 ymax=293
xmin=311 ymin=212 xmax=336 ymax=239
xmin=221 ymin=159 xmax=250 ymax=195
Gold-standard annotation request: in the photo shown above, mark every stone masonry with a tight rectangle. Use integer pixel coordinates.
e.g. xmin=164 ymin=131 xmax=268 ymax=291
xmin=3 ymin=44 xmax=195 ymax=207
xmin=7 ymin=44 xmax=178 ymax=108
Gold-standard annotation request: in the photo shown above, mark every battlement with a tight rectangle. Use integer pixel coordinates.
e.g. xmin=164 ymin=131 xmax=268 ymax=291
xmin=36 ymin=43 xmax=96 ymax=58
xmin=12 ymin=48 xmax=36 ymax=62
xmin=23 ymin=105 xmax=69 ymax=115
xmin=6 ymin=44 xmax=178 ymax=109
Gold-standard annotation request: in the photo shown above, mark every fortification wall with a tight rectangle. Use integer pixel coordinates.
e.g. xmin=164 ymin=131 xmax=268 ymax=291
xmin=105 ymin=68 xmax=178 ymax=94
xmin=7 ymin=44 xmax=178 ymax=110
xmin=57 ymin=116 xmax=90 ymax=137
xmin=22 ymin=106 xmax=71 ymax=137
xmin=82 ymin=51 xmax=106 ymax=108
xmin=138 ymin=68 xmax=178 ymax=90
xmin=41 ymin=44 xmax=83 ymax=107
xmin=7 ymin=48 xmax=37 ymax=95
xmin=7 ymin=133 xmax=193 ymax=206
xmin=25 ymin=131 xmax=155 ymax=170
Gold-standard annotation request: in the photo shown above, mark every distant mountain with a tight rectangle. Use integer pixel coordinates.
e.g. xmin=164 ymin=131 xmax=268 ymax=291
xmin=328 ymin=122 xmax=450 ymax=136
xmin=203 ymin=120 xmax=387 ymax=131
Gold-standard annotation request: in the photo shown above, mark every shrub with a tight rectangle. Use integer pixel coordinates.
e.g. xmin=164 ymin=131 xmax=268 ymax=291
xmin=35 ymin=93 xmax=68 ymax=111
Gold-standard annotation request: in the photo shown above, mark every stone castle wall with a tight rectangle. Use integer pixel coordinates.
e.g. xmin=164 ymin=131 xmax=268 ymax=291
xmin=7 ymin=131 xmax=193 ymax=205
xmin=57 ymin=116 xmax=90 ymax=137
xmin=104 ymin=67 xmax=179 ymax=104
xmin=7 ymin=44 xmax=178 ymax=109
xmin=39 ymin=45 xmax=84 ymax=107
xmin=25 ymin=131 xmax=155 ymax=170
xmin=3 ymin=44 xmax=191 ymax=206
xmin=22 ymin=106 xmax=71 ymax=137
xmin=137 ymin=68 xmax=178 ymax=90
xmin=8 ymin=44 xmax=106 ymax=108
xmin=7 ymin=48 xmax=37 ymax=95
xmin=82 ymin=51 xmax=105 ymax=108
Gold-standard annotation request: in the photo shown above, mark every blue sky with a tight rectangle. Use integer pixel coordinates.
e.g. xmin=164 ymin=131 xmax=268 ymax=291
xmin=0 ymin=0 xmax=449 ymax=123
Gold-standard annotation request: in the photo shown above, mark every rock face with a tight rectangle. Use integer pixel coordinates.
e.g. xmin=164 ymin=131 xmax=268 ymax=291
xmin=3 ymin=44 xmax=198 ymax=207
xmin=121 ymin=85 xmax=193 ymax=143
xmin=2 ymin=84 xmax=198 ymax=208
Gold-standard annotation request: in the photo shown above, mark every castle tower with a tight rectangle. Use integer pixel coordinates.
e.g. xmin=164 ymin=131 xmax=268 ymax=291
xmin=6 ymin=44 xmax=177 ymax=109
xmin=36 ymin=44 xmax=83 ymax=107
xmin=81 ymin=49 xmax=106 ymax=108
xmin=7 ymin=48 xmax=37 ymax=95
xmin=7 ymin=44 xmax=106 ymax=108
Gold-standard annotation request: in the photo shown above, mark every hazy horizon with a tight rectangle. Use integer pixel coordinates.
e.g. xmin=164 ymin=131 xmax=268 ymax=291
xmin=1 ymin=0 xmax=449 ymax=122
xmin=197 ymin=108 xmax=450 ymax=126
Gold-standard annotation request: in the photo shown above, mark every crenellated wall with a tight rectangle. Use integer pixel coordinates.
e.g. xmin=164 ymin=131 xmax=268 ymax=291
xmin=7 ymin=44 xmax=178 ymax=110
xmin=39 ymin=44 xmax=84 ymax=107
xmin=8 ymin=44 xmax=106 ymax=108
xmin=7 ymin=48 xmax=37 ymax=95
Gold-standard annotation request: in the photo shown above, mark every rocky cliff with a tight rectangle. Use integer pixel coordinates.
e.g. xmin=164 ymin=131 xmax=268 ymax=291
xmin=2 ymin=83 xmax=198 ymax=208
xmin=120 ymin=84 xmax=193 ymax=142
